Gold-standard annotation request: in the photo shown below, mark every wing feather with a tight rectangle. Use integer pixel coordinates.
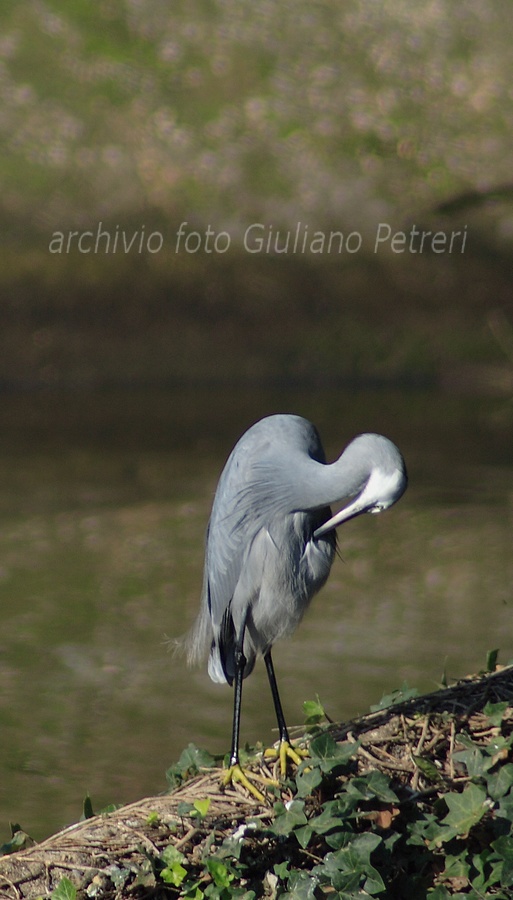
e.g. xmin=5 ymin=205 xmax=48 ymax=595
xmin=187 ymin=415 xmax=330 ymax=682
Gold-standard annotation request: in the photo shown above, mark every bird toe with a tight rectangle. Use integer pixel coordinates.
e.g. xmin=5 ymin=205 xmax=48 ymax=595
xmin=221 ymin=762 xmax=278 ymax=803
xmin=264 ymin=740 xmax=310 ymax=777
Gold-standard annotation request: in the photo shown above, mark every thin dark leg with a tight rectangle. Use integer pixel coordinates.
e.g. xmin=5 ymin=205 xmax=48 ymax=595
xmin=229 ymin=635 xmax=247 ymax=767
xmin=264 ymin=649 xmax=290 ymax=744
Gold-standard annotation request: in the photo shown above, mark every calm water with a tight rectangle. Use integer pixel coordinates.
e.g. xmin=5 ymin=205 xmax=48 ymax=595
xmin=1 ymin=386 xmax=513 ymax=839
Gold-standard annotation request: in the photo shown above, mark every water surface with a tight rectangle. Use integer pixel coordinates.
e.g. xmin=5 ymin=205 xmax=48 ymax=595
xmin=0 ymin=386 xmax=512 ymax=838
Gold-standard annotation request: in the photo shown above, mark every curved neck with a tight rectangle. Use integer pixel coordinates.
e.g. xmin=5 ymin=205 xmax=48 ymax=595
xmin=289 ymin=453 xmax=369 ymax=511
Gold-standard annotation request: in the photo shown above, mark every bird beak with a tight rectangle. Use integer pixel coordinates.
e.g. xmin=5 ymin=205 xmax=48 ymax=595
xmin=313 ymin=498 xmax=371 ymax=539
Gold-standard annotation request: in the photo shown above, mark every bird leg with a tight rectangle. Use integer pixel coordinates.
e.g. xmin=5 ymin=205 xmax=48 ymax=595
xmin=222 ymin=637 xmax=275 ymax=803
xmin=263 ymin=650 xmax=309 ymax=776
xmin=228 ymin=641 xmax=245 ymax=769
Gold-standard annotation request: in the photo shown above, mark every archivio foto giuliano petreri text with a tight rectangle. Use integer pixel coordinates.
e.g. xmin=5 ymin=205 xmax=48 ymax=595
xmin=49 ymin=221 xmax=468 ymax=256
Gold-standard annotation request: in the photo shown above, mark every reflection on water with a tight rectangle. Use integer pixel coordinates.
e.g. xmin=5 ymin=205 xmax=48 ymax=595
xmin=0 ymin=386 xmax=512 ymax=838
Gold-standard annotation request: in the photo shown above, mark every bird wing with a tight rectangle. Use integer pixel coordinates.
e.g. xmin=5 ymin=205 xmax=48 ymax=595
xmin=204 ymin=443 xmax=269 ymax=629
xmin=199 ymin=415 xmax=332 ymax=683
xmin=204 ymin=415 xmax=329 ymax=629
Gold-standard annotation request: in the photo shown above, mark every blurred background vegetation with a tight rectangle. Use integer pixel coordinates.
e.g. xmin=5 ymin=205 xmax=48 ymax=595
xmin=1 ymin=0 xmax=513 ymax=389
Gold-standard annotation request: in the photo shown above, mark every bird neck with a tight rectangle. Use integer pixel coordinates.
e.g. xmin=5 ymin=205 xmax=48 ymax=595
xmin=291 ymin=452 xmax=369 ymax=511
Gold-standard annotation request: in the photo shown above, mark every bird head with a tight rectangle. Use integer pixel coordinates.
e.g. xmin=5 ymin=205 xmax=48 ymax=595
xmin=313 ymin=434 xmax=407 ymax=539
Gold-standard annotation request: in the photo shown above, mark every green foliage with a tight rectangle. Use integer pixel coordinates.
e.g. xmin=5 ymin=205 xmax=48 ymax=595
xmin=166 ymin=743 xmax=218 ymax=789
xmin=302 ymin=695 xmax=327 ymax=728
xmin=160 ymin=845 xmax=188 ymax=887
xmin=5 ymin=688 xmax=513 ymax=900
xmin=402 ymin=720 xmax=513 ymax=897
xmin=176 ymin=798 xmax=212 ymax=822
xmin=206 ymin=857 xmax=235 ymax=889
xmin=151 ymin=697 xmax=513 ymax=900
xmin=50 ymin=877 xmax=77 ymax=900
xmin=308 ymin=732 xmax=360 ymax=773
xmin=436 ymin=783 xmax=488 ymax=842
xmin=312 ymin=833 xmax=385 ymax=896
xmin=411 ymin=755 xmax=442 ymax=784
xmin=194 ymin=798 xmax=212 ymax=819
xmin=485 ymin=648 xmax=500 ymax=673
xmin=79 ymin=795 xmax=122 ymax=820
xmin=0 ymin=823 xmax=32 ymax=856
xmin=81 ymin=794 xmax=94 ymax=820
xmin=484 ymin=700 xmax=510 ymax=728
xmin=370 ymin=681 xmax=419 ymax=711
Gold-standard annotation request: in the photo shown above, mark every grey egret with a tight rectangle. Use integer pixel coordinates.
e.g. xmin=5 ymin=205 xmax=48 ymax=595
xmin=186 ymin=414 xmax=407 ymax=798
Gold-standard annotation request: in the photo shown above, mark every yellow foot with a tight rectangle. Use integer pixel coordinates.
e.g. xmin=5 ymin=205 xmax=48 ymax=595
xmin=221 ymin=763 xmax=278 ymax=803
xmin=264 ymin=740 xmax=310 ymax=777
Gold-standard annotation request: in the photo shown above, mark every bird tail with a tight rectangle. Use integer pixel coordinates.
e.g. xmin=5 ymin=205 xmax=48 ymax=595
xmin=180 ymin=604 xmax=213 ymax=668
xmin=207 ymin=641 xmax=230 ymax=684
xmin=180 ymin=610 xmax=231 ymax=685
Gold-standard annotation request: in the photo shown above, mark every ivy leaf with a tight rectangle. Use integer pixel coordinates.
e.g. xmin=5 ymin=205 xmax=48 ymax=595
xmin=294 ymin=824 xmax=314 ymax=849
xmin=160 ymin=846 xmax=188 ymax=888
xmin=274 ymin=860 xmax=290 ymax=880
xmin=486 ymin=763 xmax=513 ymax=800
xmin=295 ymin=766 xmax=323 ymax=798
xmin=363 ymin=864 xmax=387 ymax=895
xmin=177 ymin=743 xmax=216 ymax=772
xmin=492 ymin=836 xmax=513 ymax=888
xmin=497 ymin=791 xmax=513 ymax=824
xmin=485 ymin=648 xmax=499 ymax=672
xmin=412 ymin=755 xmax=442 ymax=783
xmin=324 ymin=829 xmax=356 ymax=850
xmin=303 ymin=696 xmax=326 ymax=725
xmin=408 ymin=811 xmax=446 ymax=846
xmin=166 ymin=743 xmax=216 ymax=787
xmin=183 ymin=888 xmax=204 ymax=900
xmin=370 ymin=682 xmax=418 ymax=711
xmin=345 ymin=770 xmax=398 ymax=803
xmin=177 ymin=801 xmax=195 ymax=817
xmin=452 ymin=746 xmax=489 ymax=779
xmin=454 ymin=731 xmax=478 ymax=749
xmin=441 ymin=853 xmax=471 ymax=880
xmin=107 ymin=866 xmax=131 ymax=890
xmin=284 ymin=869 xmax=318 ymax=900
xmin=193 ymin=798 xmax=211 ymax=819
xmin=206 ymin=858 xmax=234 ymax=888
xmin=484 ymin=733 xmax=513 ymax=759
xmin=161 ymin=862 xmax=187 ymax=886
xmin=428 ymin=887 xmax=452 ymax=899
xmin=308 ymin=732 xmax=338 ymax=758
xmin=483 ymin=699 xmax=509 ymax=727
xmin=312 ymin=833 xmax=383 ymax=896
xmin=161 ymin=845 xmax=185 ymax=866
xmin=439 ymin=783 xmax=488 ymax=837
xmin=51 ymin=877 xmax=77 ymax=900
xmin=308 ymin=733 xmax=359 ymax=772
xmin=271 ymin=800 xmax=308 ymax=836
xmin=472 ymin=847 xmax=499 ymax=893
xmin=346 ymin=831 xmax=382 ymax=858
xmin=0 ymin=827 xmax=33 ymax=856
xmin=98 ymin=802 xmax=123 ymax=814
xmin=308 ymin=801 xmax=348 ymax=835
xmin=82 ymin=795 xmax=95 ymax=820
